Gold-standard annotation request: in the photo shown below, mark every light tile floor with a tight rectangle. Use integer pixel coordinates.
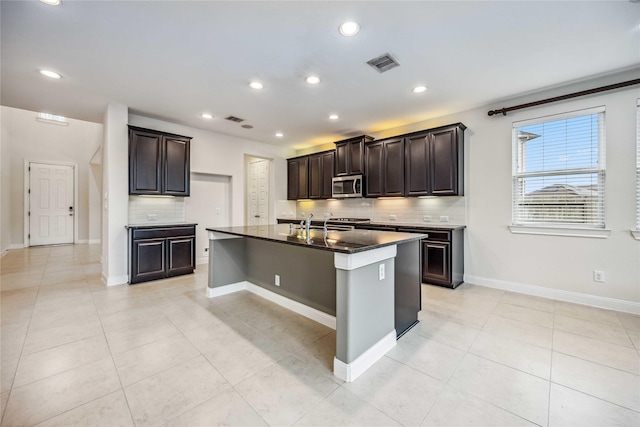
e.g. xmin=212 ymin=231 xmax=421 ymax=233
xmin=1 ymin=244 xmax=639 ymax=426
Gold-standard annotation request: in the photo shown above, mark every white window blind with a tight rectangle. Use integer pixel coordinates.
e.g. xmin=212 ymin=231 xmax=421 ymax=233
xmin=512 ymin=107 xmax=605 ymax=228
xmin=636 ymin=99 xmax=640 ymax=230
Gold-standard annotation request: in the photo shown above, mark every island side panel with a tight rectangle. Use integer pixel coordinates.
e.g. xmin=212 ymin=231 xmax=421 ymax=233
xmin=394 ymin=240 xmax=421 ymax=337
xmin=245 ymin=239 xmax=337 ymax=316
xmin=335 ymin=259 xmax=395 ymax=363
xmin=208 ymin=238 xmax=247 ymax=288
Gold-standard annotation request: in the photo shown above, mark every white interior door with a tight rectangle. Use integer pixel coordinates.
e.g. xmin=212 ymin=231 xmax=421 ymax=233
xmin=247 ymin=159 xmax=270 ymax=226
xmin=29 ymin=162 xmax=75 ymax=246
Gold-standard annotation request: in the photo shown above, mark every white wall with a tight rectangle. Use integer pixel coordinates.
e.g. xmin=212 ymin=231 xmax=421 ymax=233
xmin=1 ymin=108 xmax=10 ymax=255
xmin=0 ymin=106 xmax=103 ymax=249
xmin=364 ymin=72 xmax=640 ymax=306
xmin=127 ymin=115 xmax=293 ymax=226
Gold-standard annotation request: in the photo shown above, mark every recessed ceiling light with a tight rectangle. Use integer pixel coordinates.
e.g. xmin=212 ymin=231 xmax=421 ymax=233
xmin=39 ymin=0 xmax=61 ymax=5
xmin=306 ymin=76 xmax=320 ymax=85
xmin=329 ymin=114 xmax=339 ymax=120
xmin=249 ymin=81 xmax=263 ymax=90
xmin=39 ymin=69 xmax=61 ymax=79
xmin=339 ymin=21 xmax=360 ymax=36
xmin=275 ymin=132 xmax=284 ymax=137
xmin=412 ymin=86 xmax=427 ymax=94
xmin=201 ymin=113 xmax=213 ymax=119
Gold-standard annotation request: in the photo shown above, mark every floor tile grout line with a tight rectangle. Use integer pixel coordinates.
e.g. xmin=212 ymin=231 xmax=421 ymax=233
xmin=548 ymin=379 xmax=640 ymax=414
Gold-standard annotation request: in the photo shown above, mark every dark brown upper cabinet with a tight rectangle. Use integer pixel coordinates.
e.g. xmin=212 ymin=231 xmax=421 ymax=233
xmin=129 ymin=126 xmax=191 ymax=196
xmin=287 ymin=156 xmax=309 ymax=200
xmin=365 ymin=136 xmax=405 ymax=197
xmin=308 ymin=151 xmax=335 ymax=199
xmin=404 ymin=123 xmax=465 ymax=197
xmin=334 ymin=135 xmax=373 ymax=176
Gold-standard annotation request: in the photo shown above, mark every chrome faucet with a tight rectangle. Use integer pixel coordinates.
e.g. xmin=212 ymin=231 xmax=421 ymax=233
xmin=305 ymin=213 xmax=314 ymax=236
xmin=323 ymin=212 xmax=333 ymax=236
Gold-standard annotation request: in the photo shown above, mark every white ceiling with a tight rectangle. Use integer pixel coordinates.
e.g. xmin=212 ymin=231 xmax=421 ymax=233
xmin=2 ymin=1 xmax=638 ymax=149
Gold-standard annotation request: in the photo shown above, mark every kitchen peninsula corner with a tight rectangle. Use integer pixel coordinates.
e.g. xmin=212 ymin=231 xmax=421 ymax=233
xmin=206 ymin=224 xmax=425 ymax=382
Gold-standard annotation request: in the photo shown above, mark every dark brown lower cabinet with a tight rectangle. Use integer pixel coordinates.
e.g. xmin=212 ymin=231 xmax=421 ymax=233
xmin=129 ymin=225 xmax=196 ymax=284
xmin=420 ymin=229 xmax=464 ymax=288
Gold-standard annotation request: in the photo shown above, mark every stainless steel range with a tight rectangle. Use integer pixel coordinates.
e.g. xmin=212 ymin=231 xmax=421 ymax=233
xmin=326 ymin=217 xmax=371 ymax=225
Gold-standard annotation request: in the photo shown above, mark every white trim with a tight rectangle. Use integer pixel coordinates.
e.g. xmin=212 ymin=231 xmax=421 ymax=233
xmin=512 ymin=105 xmax=606 ymax=128
xmin=333 ymin=329 xmax=396 ymax=382
xmin=9 ymin=244 xmax=25 ymax=250
xmin=75 ymin=239 xmax=101 ymax=244
xmin=206 ymin=281 xmax=249 ymax=298
xmin=196 ymin=256 xmax=208 ymax=265
xmin=631 ymin=230 xmax=640 ymax=241
xmin=103 ymin=273 xmax=128 ymax=287
xmin=464 ymin=274 xmax=640 ymax=315
xmin=87 ymin=239 xmax=101 ymax=244
xmin=205 ymin=281 xmax=337 ymax=329
xmin=508 ymin=225 xmax=611 ymax=239
xmin=334 ymin=245 xmax=397 ymax=271
xmin=0 ymin=249 xmax=8 ymax=258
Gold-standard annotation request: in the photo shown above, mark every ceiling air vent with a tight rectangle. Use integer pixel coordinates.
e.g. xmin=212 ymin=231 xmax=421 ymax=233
xmin=367 ymin=53 xmax=400 ymax=73
xmin=225 ymin=115 xmax=245 ymax=123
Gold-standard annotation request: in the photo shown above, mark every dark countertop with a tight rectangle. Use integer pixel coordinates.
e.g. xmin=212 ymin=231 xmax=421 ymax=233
xmin=363 ymin=222 xmax=466 ymax=231
xmin=276 ymin=218 xmax=465 ymax=231
xmin=125 ymin=223 xmax=197 ymax=230
xmin=206 ymin=224 xmax=426 ymax=254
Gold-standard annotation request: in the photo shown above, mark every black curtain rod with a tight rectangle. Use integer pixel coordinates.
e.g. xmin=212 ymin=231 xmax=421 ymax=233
xmin=487 ymin=78 xmax=640 ymax=117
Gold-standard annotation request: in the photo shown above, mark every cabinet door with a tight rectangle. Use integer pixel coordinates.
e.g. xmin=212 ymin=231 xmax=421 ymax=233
xmin=430 ymin=127 xmax=459 ymax=196
xmin=129 ymin=129 xmax=162 ymax=195
xmin=131 ymin=238 xmax=166 ymax=283
xmin=348 ymin=139 xmax=364 ymax=175
xmin=422 ymin=240 xmax=451 ymax=285
xmin=287 ymin=159 xmax=299 ymax=200
xmin=383 ymin=137 xmax=405 ymax=196
xmin=167 ymin=236 xmax=195 ymax=276
xmin=321 ymin=151 xmax=335 ymax=198
xmin=308 ymin=154 xmax=323 ymax=199
xmin=163 ymin=137 xmax=190 ymax=196
xmin=335 ymin=142 xmax=348 ymax=176
xmin=297 ymin=157 xmax=309 ymax=199
xmin=365 ymin=141 xmax=384 ymax=197
xmin=404 ymin=133 xmax=430 ymax=196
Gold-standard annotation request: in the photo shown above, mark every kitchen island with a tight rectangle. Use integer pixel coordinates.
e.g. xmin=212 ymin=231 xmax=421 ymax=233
xmin=206 ymin=224 xmax=425 ymax=382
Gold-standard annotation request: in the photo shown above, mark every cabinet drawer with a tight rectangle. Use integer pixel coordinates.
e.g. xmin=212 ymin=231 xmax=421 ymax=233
xmin=422 ymin=231 xmax=450 ymax=241
xmin=132 ymin=226 xmax=196 ymax=240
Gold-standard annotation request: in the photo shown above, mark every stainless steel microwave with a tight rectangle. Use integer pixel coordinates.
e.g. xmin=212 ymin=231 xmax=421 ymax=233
xmin=332 ymin=175 xmax=364 ymax=198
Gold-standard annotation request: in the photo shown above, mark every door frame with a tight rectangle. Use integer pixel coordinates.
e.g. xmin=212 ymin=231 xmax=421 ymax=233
xmin=244 ymin=155 xmax=273 ymax=225
xmin=24 ymin=160 xmax=79 ymax=247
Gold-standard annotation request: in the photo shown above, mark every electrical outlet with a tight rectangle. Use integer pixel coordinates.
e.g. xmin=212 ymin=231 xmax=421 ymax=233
xmin=215 ymin=207 xmax=221 ymax=215
xmin=439 ymin=216 xmax=449 ymax=223
xmin=378 ymin=264 xmax=385 ymax=280
xmin=423 ymin=215 xmax=432 ymax=222
xmin=147 ymin=214 xmax=157 ymax=221
xmin=389 ymin=214 xmax=397 ymax=221
xmin=593 ymin=270 xmax=605 ymax=282
xmin=275 ymin=274 xmax=281 ymax=286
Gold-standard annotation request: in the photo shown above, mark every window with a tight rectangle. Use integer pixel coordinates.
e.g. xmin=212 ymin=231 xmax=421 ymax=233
xmin=512 ymin=107 xmax=605 ymax=228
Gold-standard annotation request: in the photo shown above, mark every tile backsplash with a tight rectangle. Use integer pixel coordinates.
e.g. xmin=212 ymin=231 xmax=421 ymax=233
xmin=294 ymin=197 xmax=466 ymax=225
xmin=128 ymin=196 xmax=186 ymax=224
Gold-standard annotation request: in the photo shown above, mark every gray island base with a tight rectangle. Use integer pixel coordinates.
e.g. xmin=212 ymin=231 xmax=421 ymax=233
xmin=206 ymin=225 xmax=424 ymax=382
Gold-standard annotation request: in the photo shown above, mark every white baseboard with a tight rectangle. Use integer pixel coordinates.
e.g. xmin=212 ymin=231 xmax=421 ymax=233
xmin=9 ymin=244 xmax=24 ymax=250
xmin=333 ymin=329 xmax=396 ymax=383
xmin=0 ymin=249 xmax=8 ymax=258
xmin=206 ymin=281 xmax=337 ymax=330
xmin=103 ymin=273 xmax=128 ymax=287
xmin=87 ymin=239 xmax=101 ymax=244
xmin=464 ymin=274 xmax=640 ymax=315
